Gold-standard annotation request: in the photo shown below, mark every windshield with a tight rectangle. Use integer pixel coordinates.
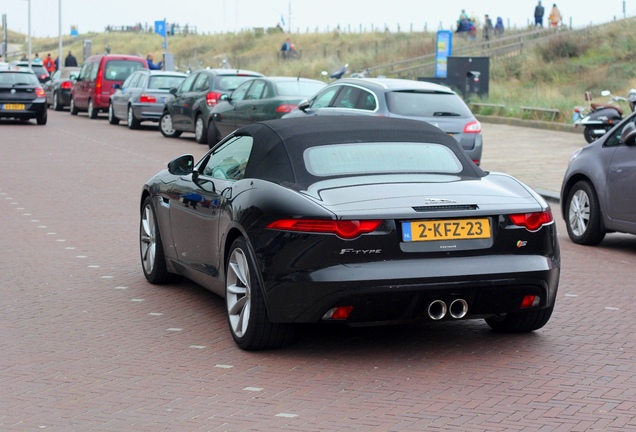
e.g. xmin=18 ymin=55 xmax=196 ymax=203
xmin=275 ymin=81 xmax=325 ymax=97
xmin=386 ymin=91 xmax=473 ymax=117
xmin=304 ymin=142 xmax=463 ymax=176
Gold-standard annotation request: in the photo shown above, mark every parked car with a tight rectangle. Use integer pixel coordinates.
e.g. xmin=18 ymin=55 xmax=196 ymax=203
xmin=140 ymin=116 xmax=560 ymax=350
xmin=159 ymin=68 xmax=263 ymax=143
xmin=108 ymin=70 xmax=187 ymax=129
xmin=11 ymin=61 xmax=50 ymax=84
xmin=206 ymin=76 xmax=326 ymax=146
xmin=561 ymin=111 xmax=636 ymax=245
xmin=43 ymin=66 xmax=81 ymax=111
xmin=0 ymin=68 xmax=47 ymax=124
xmin=70 ymin=54 xmax=148 ymax=119
xmin=283 ymin=77 xmax=483 ymax=165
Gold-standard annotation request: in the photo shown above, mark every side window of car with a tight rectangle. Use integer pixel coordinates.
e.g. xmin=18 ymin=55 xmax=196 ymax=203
xmin=136 ymin=75 xmax=147 ymax=89
xmin=332 ymin=86 xmax=363 ymax=109
xmin=178 ymin=73 xmax=198 ymax=94
xmin=79 ymin=63 xmax=93 ymax=80
xmin=193 ymin=74 xmax=210 ymax=92
xmin=230 ymin=81 xmax=251 ymax=101
xmin=90 ymin=62 xmax=99 ymax=81
xmin=355 ymin=90 xmax=377 ymax=111
xmin=245 ymin=80 xmax=266 ymax=100
xmin=311 ymin=86 xmax=340 ymax=109
xmin=122 ymin=74 xmax=137 ymax=89
xmin=200 ymin=136 xmax=254 ymax=181
xmin=607 ymin=116 xmax=636 ymax=147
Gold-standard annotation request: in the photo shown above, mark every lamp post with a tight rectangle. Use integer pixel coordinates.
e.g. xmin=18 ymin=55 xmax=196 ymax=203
xmin=27 ymin=0 xmax=31 ymax=66
xmin=58 ymin=0 xmax=62 ymax=73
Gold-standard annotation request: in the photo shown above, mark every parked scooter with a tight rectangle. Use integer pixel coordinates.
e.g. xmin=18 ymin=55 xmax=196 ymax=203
xmin=574 ymin=90 xmax=636 ymax=143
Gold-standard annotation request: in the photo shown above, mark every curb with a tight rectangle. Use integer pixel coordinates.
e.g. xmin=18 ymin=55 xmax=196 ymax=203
xmin=476 ymin=114 xmax=581 ymax=135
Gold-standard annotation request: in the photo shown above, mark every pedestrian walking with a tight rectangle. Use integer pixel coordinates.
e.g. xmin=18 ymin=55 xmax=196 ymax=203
xmin=280 ymin=37 xmax=291 ymax=59
xmin=483 ymin=15 xmax=494 ymax=41
xmin=64 ymin=51 xmax=78 ymax=67
xmin=43 ymin=53 xmax=55 ymax=73
xmin=534 ymin=1 xmax=545 ymax=27
xmin=494 ymin=17 xmax=505 ymax=37
xmin=549 ymin=4 xmax=562 ymax=27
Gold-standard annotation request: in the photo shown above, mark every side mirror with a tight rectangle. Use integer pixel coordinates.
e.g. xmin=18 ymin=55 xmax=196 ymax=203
xmin=220 ymin=93 xmax=229 ymax=101
xmin=298 ymin=99 xmax=310 ymax=112
xmin=113 ymin=83 xmax=121 ymax=90
xmin=75 ymin=76 xmax=83 ymax=82
xmin=620 ymin=123 xmax=636 ymax=145
xmin=601 ymin=90 xmax=611 ymax=97
xmin=169 ymin=87 xmax=177 ymax=95
xmin=167 ymin=154 xmax=195 ymax=175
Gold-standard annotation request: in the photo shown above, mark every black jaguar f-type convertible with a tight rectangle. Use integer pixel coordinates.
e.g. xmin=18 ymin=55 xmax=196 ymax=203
xmin=140 ymin=116 xmax=560 ymax=350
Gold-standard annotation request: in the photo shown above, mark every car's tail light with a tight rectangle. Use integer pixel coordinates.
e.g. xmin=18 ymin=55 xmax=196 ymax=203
xmin=275 ymin=104 xmax=297 ymax=113
xmin=520 ymin=295 xmax=540 ymax=309
xmin=35 ymin=87 xmax=45 ymax=98
xmin=96 ymin=68 xmax=103 ymax=93
xmin=266 ymin=219 xmax=382 ymax=239
xmin=139 ymin=94 xmax=156 ymax=103
xmin=61 ymin=81 xmax=73 ymax=90
xmin=39 ymin=74 xmax=48 ymax=81
xmin=509 ymin=210 xmax=553 ymax=231
xmin=322 ymin=306 xmax=354 ymax=320
xmin=206 ymin=91 xmax=222 ymax=107
xmin=463 ymin=120 xmax=482 ymax=134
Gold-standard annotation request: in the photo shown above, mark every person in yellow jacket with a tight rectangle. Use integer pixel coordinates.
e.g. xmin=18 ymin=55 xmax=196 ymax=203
xmin=549 ymin=4 xmax=562 ymax=27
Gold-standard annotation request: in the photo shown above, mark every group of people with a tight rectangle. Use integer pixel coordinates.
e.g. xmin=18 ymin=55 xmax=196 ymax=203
xmin=18 ymin=51 xmax=79 ymax=72
xmin=457 ymin=10 xmax=504 ymax=41
xmin=534 ymin=1 xmax=563 ymax=28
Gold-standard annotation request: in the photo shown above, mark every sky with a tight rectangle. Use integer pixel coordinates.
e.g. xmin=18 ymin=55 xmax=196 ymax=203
xmin=1 ymin=0 xmax=633 ymax=38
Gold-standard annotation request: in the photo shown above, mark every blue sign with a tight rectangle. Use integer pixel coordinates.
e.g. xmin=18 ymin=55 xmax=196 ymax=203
xmin=435 ymin=30 xmax=453 ymax=78
xmin=154 ymin=20 xmax=166 ymax=37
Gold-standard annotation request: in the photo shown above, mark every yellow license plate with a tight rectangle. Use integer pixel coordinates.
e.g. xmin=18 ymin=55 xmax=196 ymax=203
xmin=402 ymin=218 xmax=491 ymax=242
xmin=2 ymin=104 xmax=25 ymax=110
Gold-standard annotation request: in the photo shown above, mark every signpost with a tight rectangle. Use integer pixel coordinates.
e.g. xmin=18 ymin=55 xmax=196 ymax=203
xmin=434 ymin=30 xmax=453 ymax=79
xmin=154 ymin=19 xmax=171 ymax=71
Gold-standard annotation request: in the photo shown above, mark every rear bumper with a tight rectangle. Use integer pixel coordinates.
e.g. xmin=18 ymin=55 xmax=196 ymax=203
xmin=0 ymin=101 xmax=47 ymax=119
xmin=132 ymin=104 xmax=164 ymax=122
xmin=262 ymin=254 xmax=560 ymax=323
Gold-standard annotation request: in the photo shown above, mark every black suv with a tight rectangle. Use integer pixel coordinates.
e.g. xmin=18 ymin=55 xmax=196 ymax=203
xmin=159 ymin=68 xmax=263 ymax=143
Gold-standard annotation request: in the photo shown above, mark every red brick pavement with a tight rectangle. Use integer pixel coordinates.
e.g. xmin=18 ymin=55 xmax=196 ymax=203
xmin=1 ymin=112 xmax=635 ymax=431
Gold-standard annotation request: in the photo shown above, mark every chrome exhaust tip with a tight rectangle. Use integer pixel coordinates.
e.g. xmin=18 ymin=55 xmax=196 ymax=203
xmin=449 ymin=299 xmax=468 ymax=319
xmin=427 ymin=300 xmax=447 ymax=320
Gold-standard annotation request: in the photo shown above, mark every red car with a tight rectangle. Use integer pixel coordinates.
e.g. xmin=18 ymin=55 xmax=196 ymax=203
xmin=70 ymin=54 xmax=148 ymax=119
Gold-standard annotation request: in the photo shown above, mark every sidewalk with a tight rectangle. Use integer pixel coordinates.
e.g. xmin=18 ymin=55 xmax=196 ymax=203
xmin=478 ymin=117 xmax=585 ymax=203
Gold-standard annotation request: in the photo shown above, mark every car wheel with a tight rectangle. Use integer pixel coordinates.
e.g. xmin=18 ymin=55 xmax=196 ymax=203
xmin=36 ymin=114 xmax=47 ymax=125
xmin=127 ymin=105 xmax=140 ymax=129
xmin=159 ymin=112 xmax=182 ymax=138
xmin=88 ymin=99 xmax=98 ymax=119
xmin=565 ymin=180 xmax=605 ymax=245
xmin=108 ymin=103 xmax=120 ymax=125
xmin=140 ymin=196 xmax=181 ymax=284
xmin=194 ymin=115 xmax=208 ymax=144
xmin=53 ymin=92 xmax=62 ymax=111
xmin=485 ymin=306 xmax=554 ymax=333
xmin=70 ymin=97 xmax=78 ymax=115
xmin=207 ymin=121 xmax=219 ymax=148
xmin=225 ymin=237 xmax=295 ymax=350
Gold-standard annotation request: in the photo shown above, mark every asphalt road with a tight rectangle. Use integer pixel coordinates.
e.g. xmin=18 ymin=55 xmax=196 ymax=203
xmin=1 ymin=111 xmax=635 ymax=431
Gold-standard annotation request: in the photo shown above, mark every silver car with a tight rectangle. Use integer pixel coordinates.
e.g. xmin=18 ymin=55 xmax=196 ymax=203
xmin=283 ymin=78 xmax=483 ymax=165
xmin=108 ymin=70 xmax=187 ymax=129
xmin=561 ymin=111 xmax=636 ymax=245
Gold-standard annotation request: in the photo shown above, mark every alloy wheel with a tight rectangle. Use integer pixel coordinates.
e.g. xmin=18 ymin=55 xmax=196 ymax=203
xmin=568 ymin=189 xmax=590 ymax=237
xmin=140 ymin=203 xmax=157 ymax=275
xmin=226 ymin=247 xmax=251 ymax=338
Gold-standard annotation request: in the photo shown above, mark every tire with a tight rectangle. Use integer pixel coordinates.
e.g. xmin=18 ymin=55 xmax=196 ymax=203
xmin=159 ymin=112 xmax=182 ymax=138
xmin=36 ymin=114 xmax=47 ymax=125
xmin=565 ymin=180 xmax=605 ymax=245
xmin=69 ymin=97 xmax=78 ymax=115
xmin=53 ymin=92 xmax=62 ymax=111
xmin=485 ymin=306 xmax=554 ymax=333
xmin=225 ymin=237 xmax=295 ymax=350
xmin=139 ymin=196 xmax=181 ymax=284
xmin=127 ymin=105 xmax=140 ymax=129
xmin=583 ymin=126 xmax=598 ymax=143
xmin=108 ymin=103 xmax=120 ymax=125
xmin=194 ymin=114 xmax=208 ymax=144
xmin=88 ymin=99 xmax=98 ymax=119
xmin=207 ymin=121 xmax=219 ymax=148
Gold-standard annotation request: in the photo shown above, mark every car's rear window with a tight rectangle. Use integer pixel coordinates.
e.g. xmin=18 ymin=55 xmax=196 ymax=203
xmin=0 ymin=72 xmax=39 ymax=86
xmin=215 ymin=75 xmax=260 ymax=92
xmin=275 ymin=81 xmax=325 ymax=97
xmin=148 ymin=75 xmax=186 ymax=90
xmin=303 ymin=142 xmax=463 ymax=176
xmin=103 ymin=60 xmax=146 ymax=81
xmin=386 ymin=91 xmax=473 ymax=117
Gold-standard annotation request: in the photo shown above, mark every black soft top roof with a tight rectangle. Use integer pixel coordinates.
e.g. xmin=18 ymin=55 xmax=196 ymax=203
xmin=237 ymin=116 xmax=485 ymax=189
